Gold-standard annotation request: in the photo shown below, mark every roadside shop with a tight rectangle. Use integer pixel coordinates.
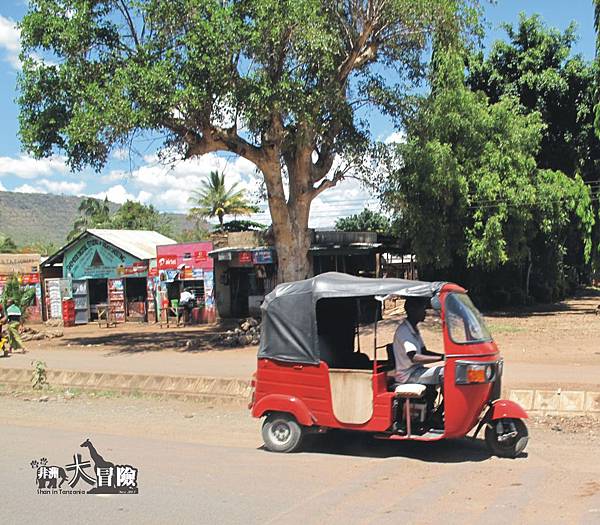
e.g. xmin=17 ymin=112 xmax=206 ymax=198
xmin=155 ymin=241 xmax=215 ymax=323
xmin=41 ymin=229 xmax=176 ymax=324
xmin=0 ymin=253 xmax=43 ymax=322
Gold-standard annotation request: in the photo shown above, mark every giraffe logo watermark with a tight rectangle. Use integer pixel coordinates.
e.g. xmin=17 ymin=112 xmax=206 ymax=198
xmin=31 ymin=438 xmax=139 ymax=495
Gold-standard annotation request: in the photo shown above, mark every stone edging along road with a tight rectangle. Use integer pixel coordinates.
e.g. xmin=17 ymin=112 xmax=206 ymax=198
xmin=1 ymin=367 xmax=599 ymax=415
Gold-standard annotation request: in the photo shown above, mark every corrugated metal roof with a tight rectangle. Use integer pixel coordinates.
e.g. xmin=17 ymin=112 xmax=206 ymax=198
xmin=87 ymin=229 xmax=177 ymax=260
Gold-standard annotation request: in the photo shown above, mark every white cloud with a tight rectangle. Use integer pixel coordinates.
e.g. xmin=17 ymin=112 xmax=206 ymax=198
xmin=13 ymin=183 xmax=44 ymax=194
xmin=91 ymin=184 xmax=150 ymax=205
xmin=39 ymin=179 xmax=86 ymax=194
xmin=0 ymin=15 xmax=20 ymax=70
xmin=101 ymin=170 xmax=128 ymax=183
xmin=0 ymin=180 xmax=5 ymax=191
xmin=109 ymin=153 xmax=260 ymax=212
xmin=12 ymin=178 xmax=86 ymax=195
xmin=384 ymin=130 xmax=406 ymax=144
xmin=308 ymin=178 xmax=375 ymax=228
xmin=0 ymin=155 xmax=69 ymax=179
xmin=111 ymin=148 xmax=129 ymax=161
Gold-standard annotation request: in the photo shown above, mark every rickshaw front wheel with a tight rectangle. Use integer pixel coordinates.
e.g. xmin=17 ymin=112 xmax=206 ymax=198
xmin=485 ymin=418 xmax=528 ymax=459
xmin=262 ymin=413 xmax=304 ymax=453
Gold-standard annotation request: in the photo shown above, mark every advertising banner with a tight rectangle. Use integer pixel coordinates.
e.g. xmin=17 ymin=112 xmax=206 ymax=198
xmin=252 ymin=249 xmax=274 ymax=265
xmin=157 ymin=242 xmax=213 ymax=271
xmin=63 ymin=237 xmax=139 ymax=279
xmin=238 ymin=252 xmax=252 ymax=264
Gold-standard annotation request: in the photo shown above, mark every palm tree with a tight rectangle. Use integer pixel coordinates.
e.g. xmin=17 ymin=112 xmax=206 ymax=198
xmin=188 ymin=171 xmax=258 ymax=229
xmin=67 ymin=197 xmax=111 ymax=240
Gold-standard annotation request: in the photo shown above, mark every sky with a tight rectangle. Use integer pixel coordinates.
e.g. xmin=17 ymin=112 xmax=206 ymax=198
xmin=0 ymin=1 xmax=597 ymax=227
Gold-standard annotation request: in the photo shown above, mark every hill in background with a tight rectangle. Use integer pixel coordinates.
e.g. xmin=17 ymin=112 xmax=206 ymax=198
xmin=0 ymin=191 xmax=194 ymax=247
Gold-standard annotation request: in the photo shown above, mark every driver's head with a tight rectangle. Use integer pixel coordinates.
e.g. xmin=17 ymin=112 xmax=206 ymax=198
xmin=404 ymin=297 xmax=429 ymax=323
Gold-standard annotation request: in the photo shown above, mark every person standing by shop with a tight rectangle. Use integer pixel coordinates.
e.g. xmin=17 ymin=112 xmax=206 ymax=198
xmin=179 ymin=288 xmax=194 ymax=322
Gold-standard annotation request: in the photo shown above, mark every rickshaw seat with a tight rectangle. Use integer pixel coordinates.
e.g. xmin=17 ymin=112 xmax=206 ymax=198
xmin=394 ymin=384 xmax=426 ymax=398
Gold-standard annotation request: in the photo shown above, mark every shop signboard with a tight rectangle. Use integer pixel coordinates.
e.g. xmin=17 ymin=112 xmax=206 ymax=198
xmin=122 ymin=261 xmax=149 ymax=276
xmin=157 ymin=255 xmax=178 ymax=270
xmin=217 ymin=252 xmax=232 ymax=261
xmin=252 ymin=249 xmax=274 ymax=265
xmin=157 ymin=242 xmax=213 ymax=270
xmin=0 ymin=254 xmax=40 ymax=275
xmin=0 ymin=273 xmax=41 ymax=285
xmin=63 ymin=237 xmax=139 ymax=279
xmin=238 ymin=252 xmax=252 ymax=264
xmin=194 ymin=250 xmax=208 ymax=263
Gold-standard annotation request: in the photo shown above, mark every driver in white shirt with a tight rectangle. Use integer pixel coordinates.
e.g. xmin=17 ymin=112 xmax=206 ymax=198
xmin=392 ymin=297 xmax=444 ymax=385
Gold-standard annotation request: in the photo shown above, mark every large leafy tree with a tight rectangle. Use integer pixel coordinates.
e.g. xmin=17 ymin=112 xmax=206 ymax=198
xmin=335 ymin=208 xmax=389 ymax=233
xmin=380 ymin=48 xmax=594 ymax=303
xmin=68 ymin=197 xmax=111 ymax=240
xmin=468 ymin=14 xmax=599 ymax=180
xmin=111 ymin=200 xmax=172 ymax=235
xmin=468 ymin=14 xmax=600 ymax=276
xmin=68 ymin=197 xmax=171 ymax=239
xmin=18 ymin=0 xmax=480 ymax=282
xmin=188 ymin=171 xmax=258 ymax=228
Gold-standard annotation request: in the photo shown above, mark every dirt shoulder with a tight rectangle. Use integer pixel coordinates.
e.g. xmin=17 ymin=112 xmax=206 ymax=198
xmin=2 ymin=289 xmax=598 ymax=390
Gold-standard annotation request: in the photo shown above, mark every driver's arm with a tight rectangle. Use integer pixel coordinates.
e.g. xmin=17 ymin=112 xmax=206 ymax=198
xmin=408 ymin=351 xmax=444 ymax=364
xmin=420 ymin=347 xmax=444 ymax=359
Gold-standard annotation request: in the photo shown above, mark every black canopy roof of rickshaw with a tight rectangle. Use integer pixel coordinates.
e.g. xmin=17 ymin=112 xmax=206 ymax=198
xmin=258 ymin=272 xmax=446 ymax=365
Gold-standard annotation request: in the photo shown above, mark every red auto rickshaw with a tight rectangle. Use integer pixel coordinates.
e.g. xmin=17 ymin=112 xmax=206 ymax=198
xmin=250 ymin=273 xmax=529 ymax=458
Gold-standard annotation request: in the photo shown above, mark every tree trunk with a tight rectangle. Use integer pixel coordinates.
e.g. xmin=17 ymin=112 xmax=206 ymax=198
xmin=274 ymin=219 xmax=312 ymax=283
xmin=261 ymin=155 xmax=314 ymax=284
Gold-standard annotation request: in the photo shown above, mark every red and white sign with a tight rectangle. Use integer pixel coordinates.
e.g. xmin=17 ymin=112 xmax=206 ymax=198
xmin=238 ymin=252 xmax=252 ymax=264
xmin=157 ymin=255 xmax=178 ymax=270
xmin=0 ymin=273 xmax=40 ymax=284
xmin=194 ymin=250 xmax=208 ymax=263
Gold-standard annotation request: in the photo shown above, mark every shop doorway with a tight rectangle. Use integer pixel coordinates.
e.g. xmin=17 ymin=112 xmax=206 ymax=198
xmin=88 ymin=278 xmax=108 ymax=320
xmin=125 ymin=277 xmax=147 ymax=321
xmin=230 ymin=268 xmax=250 ymax=318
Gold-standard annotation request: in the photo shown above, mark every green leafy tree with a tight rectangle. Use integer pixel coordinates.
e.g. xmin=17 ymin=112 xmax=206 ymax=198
xmin=335 ymin=208 xmax=390 ymax=233
xmin=0 ymin=235 xmax=18 ymax=253
xmin=18 ymin=0 xmax=481 ymax=282
xmin=468 ymin=14 xmax=600 ymax=277
xmin=468 ymin=14 xmax=599 ymax=179
xmin=380 ymin=47 xmax=594 ymax=303
xmin=111 ymin=200 xmax=172 ymax=236
xmin=1 ymin=273 xmax=37 ymax=326
xmin=68 ymin=197 xmax=111 ymax=240
xmin=20 ymin=241 xmax=58 ymax=256
xmin=189 ymin=171 xmax=258 ymax=229
xmin=221 ymin=220 xmax=267 ymax=232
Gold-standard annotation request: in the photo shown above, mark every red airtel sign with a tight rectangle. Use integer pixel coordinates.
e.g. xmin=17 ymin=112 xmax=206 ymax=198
xmin=157 ymin=255 xmax=178 ymax=270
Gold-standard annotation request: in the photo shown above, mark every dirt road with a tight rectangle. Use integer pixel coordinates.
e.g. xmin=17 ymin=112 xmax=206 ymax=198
xmin=3 ymin=290 xmax=599 ymax=390
xmin=2 ymin=395 xmax=600 ymax=525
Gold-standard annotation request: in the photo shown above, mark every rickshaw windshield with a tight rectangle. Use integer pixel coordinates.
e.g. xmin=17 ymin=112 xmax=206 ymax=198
xmin=445 ymin=293 xmax=492 ymax=344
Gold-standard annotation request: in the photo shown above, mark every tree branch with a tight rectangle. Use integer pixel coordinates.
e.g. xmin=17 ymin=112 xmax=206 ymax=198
xmin=116 ymin=0 xmax=141 ymax=48
xmin=311 ymin=170 xmax=345 ymax=199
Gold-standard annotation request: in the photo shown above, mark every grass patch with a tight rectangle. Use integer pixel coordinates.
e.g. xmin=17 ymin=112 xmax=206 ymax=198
xmin=487 ymin=322 xmax=526 ymax=334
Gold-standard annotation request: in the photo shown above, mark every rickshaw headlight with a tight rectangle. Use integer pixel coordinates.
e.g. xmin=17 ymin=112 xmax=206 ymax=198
xmin=485 ymin=365 xmax=493 ymax=381
xmin=456 ymin=362 xmax=495 ymax=385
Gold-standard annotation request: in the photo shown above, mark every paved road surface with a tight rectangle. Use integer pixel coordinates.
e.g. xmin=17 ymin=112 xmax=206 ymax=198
xmin=2 ymin=396 xmax=599 ymax=524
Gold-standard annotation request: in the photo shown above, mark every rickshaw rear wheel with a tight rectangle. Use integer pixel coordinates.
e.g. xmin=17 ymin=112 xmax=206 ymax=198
xmin=485 ymin=418 xmax=528 ymax=458
xmin=262 ymin=413 xmax=304 ymax=453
